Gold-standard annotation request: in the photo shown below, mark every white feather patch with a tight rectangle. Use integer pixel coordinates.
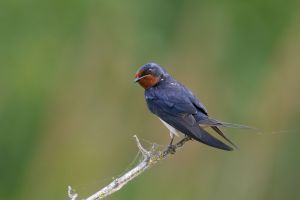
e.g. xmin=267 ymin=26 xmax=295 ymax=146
xmin=159 ymin=118 xmax=182 ymax=137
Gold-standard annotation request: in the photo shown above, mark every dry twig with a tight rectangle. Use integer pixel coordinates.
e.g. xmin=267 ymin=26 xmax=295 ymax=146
xmin=68 ymin=135 xmax=191 ymax=200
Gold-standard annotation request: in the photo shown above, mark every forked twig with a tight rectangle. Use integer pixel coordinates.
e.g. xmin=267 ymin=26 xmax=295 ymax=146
xmin=68 ymin=135 xmax=192 ymax=200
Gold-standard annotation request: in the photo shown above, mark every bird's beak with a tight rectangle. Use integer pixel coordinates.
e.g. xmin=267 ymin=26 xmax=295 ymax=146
xmin=134 ymin=74 xmax=151 ymax=82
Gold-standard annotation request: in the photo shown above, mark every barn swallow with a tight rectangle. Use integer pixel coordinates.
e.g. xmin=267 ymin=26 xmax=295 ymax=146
xmin=134 ymin=63 xmax=247 ymax=151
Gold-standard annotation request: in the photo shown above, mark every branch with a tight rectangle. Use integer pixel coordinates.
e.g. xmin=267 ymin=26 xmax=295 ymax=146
xmin=68 ymin=135 xmax=192 ymax=200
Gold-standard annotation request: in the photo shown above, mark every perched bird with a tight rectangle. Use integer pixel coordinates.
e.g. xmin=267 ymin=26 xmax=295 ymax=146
xmin=134 ymin=63 xmax=247 ymax=151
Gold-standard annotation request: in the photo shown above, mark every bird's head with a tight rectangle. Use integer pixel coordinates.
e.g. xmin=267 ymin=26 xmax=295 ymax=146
xmin=134 ymin=63 xmax=166 ymax=89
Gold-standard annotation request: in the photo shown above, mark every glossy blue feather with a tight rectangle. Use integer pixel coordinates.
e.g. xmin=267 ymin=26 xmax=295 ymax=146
xmin=144 ymin=69 xmax=233 ymax=151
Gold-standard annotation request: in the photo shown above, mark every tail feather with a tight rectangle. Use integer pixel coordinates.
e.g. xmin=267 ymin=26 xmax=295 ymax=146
xmin=198 ymin=118 xmax=256 ymax=130
xmin=196 ymin=117 xmax=253 ymax=150
xmin=211 ymin=126 xmax=238 ymax=149
xmin=191 ymin=127 xmax=234 ymax=151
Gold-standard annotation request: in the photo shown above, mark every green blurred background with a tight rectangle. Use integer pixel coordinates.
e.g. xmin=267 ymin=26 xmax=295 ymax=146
xmin=1 ymin=0 xmax=300 ymax=199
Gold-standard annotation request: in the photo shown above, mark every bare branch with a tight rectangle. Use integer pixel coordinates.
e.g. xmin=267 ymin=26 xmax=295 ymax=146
xmin=133 ymin=135 xmax=150 ymax=157
xmin=68 ymin=186 xmax=78 ymax=200
xmin=68 ymin=135 xmax=192 ymax=200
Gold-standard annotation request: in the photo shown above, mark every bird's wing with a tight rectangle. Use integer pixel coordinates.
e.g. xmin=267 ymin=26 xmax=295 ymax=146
xmin=146 ymin=85 xmax=233 ymax=151
xmin=211 ymin=126 xmax=238 ymax=149
xmin=185 ymin=87 xmax=208 ymax=115
xmin=161 ymin=113 xmax=233 ymax=151
xmin=183 ymin=86 xmax=241 ymax=148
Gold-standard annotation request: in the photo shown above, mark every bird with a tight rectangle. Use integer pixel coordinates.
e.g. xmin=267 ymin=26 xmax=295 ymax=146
xmin=134 ymin=63 xmax=249 ymax=151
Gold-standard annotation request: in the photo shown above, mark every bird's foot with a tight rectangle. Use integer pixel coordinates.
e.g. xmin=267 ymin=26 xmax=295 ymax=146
xmin=167 ymin=144 xmax=176 ymax=154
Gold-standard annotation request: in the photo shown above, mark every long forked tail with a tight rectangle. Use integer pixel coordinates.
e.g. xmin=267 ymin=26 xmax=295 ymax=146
xmin=192 ymin=127 xmax=234 ymax=151
xmin=198 ymin=118 xmax=256 ymax=130
xmin=197 ymin=118 xmax=256 ymax=150
xmin=211 ymin=126 xmax=238 ymax=149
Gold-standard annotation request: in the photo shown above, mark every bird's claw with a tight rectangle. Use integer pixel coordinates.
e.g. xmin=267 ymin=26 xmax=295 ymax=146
xmin=167 ymin=144 xmax=176 ymax=154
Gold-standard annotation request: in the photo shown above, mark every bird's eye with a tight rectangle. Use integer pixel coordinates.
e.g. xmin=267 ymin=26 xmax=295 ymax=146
xmin=141 ymin=68 xmax=153 ymax=76
xmin=145 ymin=69 xmax=152 ymax=74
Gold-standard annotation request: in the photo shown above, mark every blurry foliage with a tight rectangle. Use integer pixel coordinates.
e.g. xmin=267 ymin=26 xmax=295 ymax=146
xmin=0 ymin=0 xmax=300 ymax=200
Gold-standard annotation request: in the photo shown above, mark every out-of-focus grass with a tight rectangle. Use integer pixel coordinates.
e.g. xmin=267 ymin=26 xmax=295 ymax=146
xmin=0 ymin=0 xmax=299 ymax=200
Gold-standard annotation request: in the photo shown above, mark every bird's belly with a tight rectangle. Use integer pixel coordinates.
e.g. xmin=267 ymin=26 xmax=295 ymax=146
xmin=159 ymin=118 xmax=183 ymax=137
